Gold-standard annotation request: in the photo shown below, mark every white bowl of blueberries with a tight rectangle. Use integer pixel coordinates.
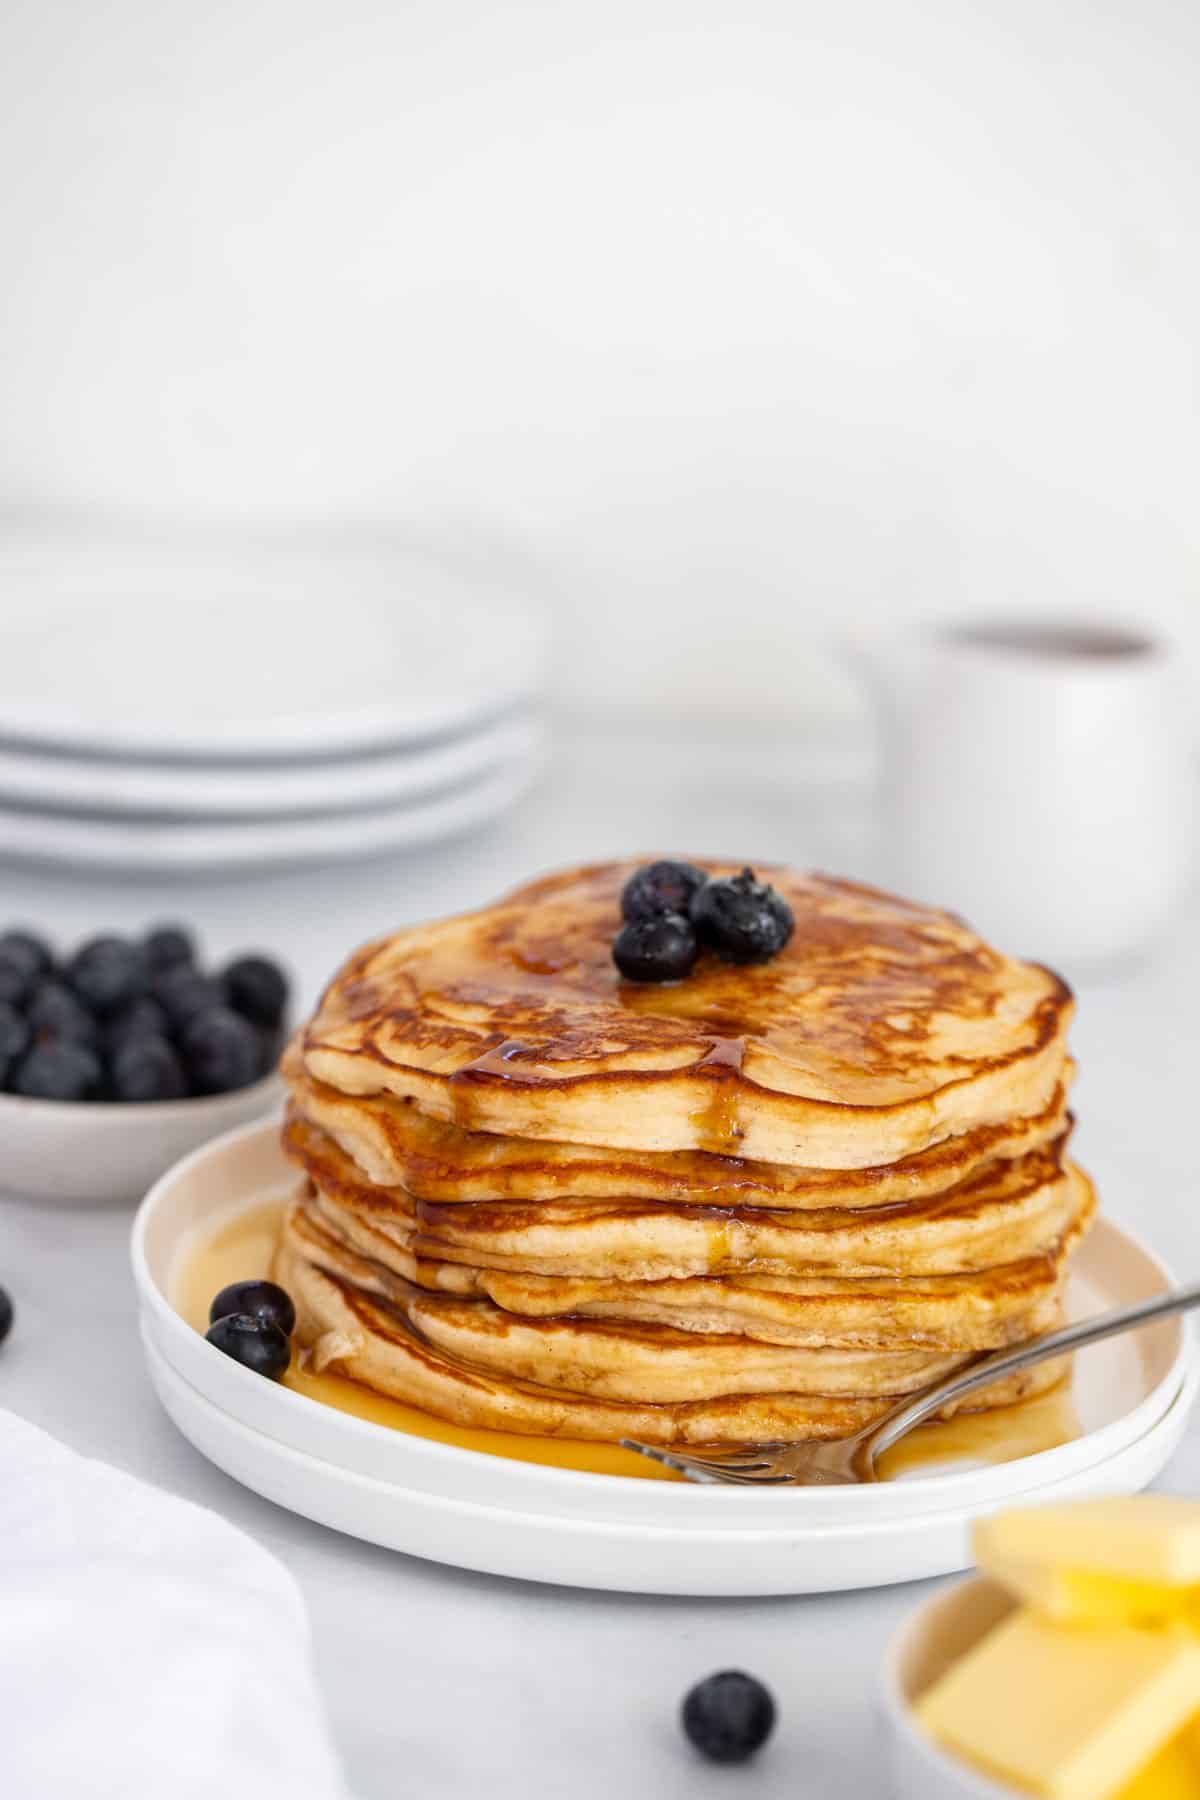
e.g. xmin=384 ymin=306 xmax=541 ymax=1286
xmin=0 ymin=925 xmax=288 ymax=1205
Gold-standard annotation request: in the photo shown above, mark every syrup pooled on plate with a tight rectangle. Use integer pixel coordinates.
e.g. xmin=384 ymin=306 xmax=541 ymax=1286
xmin=174 ymin=1200 xmax=1081 ymax=1484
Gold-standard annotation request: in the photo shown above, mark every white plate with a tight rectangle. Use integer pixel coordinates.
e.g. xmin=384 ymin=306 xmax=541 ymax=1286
xmin=131 ymin=1121 xmax=1195 ymax=1596
xmin=0 ymin=538 xmax=546 ymax=757
xmin=0 ymin=750 xmax=540 ymax=874
xmin=0 ymin=715 xmax=542 ymax=819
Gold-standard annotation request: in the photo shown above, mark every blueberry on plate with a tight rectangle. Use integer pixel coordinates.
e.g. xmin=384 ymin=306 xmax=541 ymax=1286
xmin=153 ymin=964 xmax=226 ymax=1029
xmin=0 ymin=1002 xmax=32 ymax=1088
xmin=222 ymin=954 xmax=289 ymax=1030
xmin=690 ymin=868 xmax=794 ymax=965
xmin=143 ymin=923 xmax=196 ymax=975
xmin=681 ymin=1670 xmax=777 ymax=1764
xmin=612 ymin=913 xmax=699 ymax=983
xmin=67 ymin=935 xmax=149 ymax=1017
xmin=12 ymin=1040 xmax=103 ymax=1102
xmin=0 ymin=1285 xmax=11 ymax=1347
xmin=205 ymin=1312 xmax=290 ymax=1380
xmin=209 ymin=1278 xmax=296 ymax=1336
xmin=621 ymin=861 xmax=709 ymax=924
xmin=110 ymin=1036 xmax=188 ymax=1103
xmin=25 ymin=978 xmax=100 ymax=1048
xmin=104 ymin=995 xmax=169 ymax=1053
xmin=181 ymin=1006 xmax=264 ymax=1095
xmin=0 ymin=930 xmax=53 ymax=981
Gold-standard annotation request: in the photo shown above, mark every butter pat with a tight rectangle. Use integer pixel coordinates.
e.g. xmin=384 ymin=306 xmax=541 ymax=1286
xmin=975 ymin=1500 xmax=1200 ymax=1628
xmin=1119 ymin=1721 xmax=1200 ymax=1800
xmin=979 ymin=1559 xmax=1200 ymax=1631
xmin=916 ymin=1606 xmax=1200 ymax=1800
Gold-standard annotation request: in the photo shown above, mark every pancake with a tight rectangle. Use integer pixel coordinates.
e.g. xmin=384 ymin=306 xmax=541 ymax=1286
xmin=274 ymin=1220 xmax=1068 ymax=1445
xmin=284 ymin=1045 xmax=1075 ymax=1210
xmin=284 ymin=1185 xmax=1083 ymax=1351
xmin=283 ymin=1193 xmax=979 ymax=1400
xmin=284 ymin=1111 xmax=1090 ymax=1280
xmin=299 ymin=861 xmax=1073 ymax=1168
xmin=274 ymin=856 xmax=1089 ymax=1453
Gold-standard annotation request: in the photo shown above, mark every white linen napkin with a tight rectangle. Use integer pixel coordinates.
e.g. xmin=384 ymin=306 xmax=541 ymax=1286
xmin=0 ymin=1408 xmax=349 ymax=1800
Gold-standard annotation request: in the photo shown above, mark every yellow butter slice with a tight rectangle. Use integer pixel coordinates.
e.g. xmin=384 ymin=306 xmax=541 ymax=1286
xmin=982 ymin=1556 xmax=1200 ymax=1631
xmin=917 ymin=1606 xmax=1200 ymax=1800
xmin=975 ymin=1501 xmax=1200 ymax=1592
xmin=1115 ymin=1718 xmax=1200 ymax=1800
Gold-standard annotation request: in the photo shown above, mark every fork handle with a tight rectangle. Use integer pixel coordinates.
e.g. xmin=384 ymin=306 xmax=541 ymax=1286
xmin=867 ymin=1280 xmax=1200 ymax=1463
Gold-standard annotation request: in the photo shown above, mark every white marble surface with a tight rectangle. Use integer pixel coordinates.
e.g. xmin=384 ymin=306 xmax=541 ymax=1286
xmin=2 ymin=722 xmax=1198 ymax=1800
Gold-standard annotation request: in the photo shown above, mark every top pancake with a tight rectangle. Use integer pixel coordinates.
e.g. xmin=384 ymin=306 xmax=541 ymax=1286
xmin=301 ymin=860 xmax=1073 ymax=1169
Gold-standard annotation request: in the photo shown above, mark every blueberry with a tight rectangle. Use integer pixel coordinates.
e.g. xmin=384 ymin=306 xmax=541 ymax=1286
xmin=0 ymin=1285 xmax=11 ymax=1346
xmin=690 ymin=867 xmax=794 ymax=965
xmin=143 ymin=924 xmax=196 ymax=975
xmin=0 ymin=1003 xmax=32 ymax=1088
xmin=25 ymin=978 xmax=100 ymax=1047
xmin=110 ymin=1036 xmax=187 ymax=1103
xmin=0 ymin=952 xmax=33 ymax=1008
xmin=67 ymin=936 xmax=149 ymax=1017
xmin=681 ymin=1670 xmax=776 ymax=1764
xmin=621 ymin=860 xmax=709 ymax=923
xmin=612 ymin=913 xmax=699 ymax=983
xmin=12 ymin=1040 xmax=103 ymax=1102
xmin=205 ymin=1312 xmax=290 ymax=1379
xmin=153 ymin=964 xmax=225 ymax=1029
xmin=257 ymin=1026 xmax=284 ymax=1079
xmin=181 ymin=1006 xmax=263 ymax=1094
xmin=222 ymin=954 xmax=289 ymax=1030
xmin=104 ymin=995 xmax=169 ymax=1053
xmin=0 ymin=930 xmax=53 ymax=980
xmin=209 ymin=1279 xmax=295 ymax=1336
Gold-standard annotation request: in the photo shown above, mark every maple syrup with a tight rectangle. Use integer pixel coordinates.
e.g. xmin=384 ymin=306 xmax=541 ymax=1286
xmin=690 ymin=1036 xmax=747 ymax=1155
xmin=172 ymin=1200 xmax=678 ymax=1481
xmin=174 ymin=1200 xmax=1081 ymax=1486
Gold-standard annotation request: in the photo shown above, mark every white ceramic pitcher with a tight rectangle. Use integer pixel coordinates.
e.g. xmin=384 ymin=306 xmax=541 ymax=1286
xmin=853 ymin=620 xmax=1194 ymax=968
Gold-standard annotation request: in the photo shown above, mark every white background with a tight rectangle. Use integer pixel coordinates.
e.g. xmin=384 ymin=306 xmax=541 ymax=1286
xmin=1 ymin=0 xmax=1197 ymax=726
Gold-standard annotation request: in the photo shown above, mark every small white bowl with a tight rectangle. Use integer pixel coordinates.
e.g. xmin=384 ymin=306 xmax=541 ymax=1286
xmin=882 ymin=1575 xmax=1022 ymax=1798
xmin=0 ymin=1074 xmax=281 ymax=1206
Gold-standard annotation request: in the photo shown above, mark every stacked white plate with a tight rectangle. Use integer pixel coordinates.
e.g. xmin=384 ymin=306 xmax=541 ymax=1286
xmin=133 ymin=1119 xmax=1197 ymax=1598
xmin=0 ymin=536 xmax=547 ymax=873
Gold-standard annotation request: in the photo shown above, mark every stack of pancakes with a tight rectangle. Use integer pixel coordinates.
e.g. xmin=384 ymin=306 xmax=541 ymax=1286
xmin=275 ymin=861 xmax=1092 ymax=1446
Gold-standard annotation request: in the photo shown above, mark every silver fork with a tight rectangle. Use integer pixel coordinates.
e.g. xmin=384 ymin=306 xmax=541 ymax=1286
xmin=621 ymin=1281 xmax=1200 ymax=1485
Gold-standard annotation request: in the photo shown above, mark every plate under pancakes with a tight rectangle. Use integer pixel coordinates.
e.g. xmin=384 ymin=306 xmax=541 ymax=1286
xmin=278 ymin=858 xmax=1088 ymax=1450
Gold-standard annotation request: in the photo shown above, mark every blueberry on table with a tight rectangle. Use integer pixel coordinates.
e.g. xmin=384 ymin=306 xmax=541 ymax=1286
xmin=681 ymin=1670 xmax=777 ymax=1764
xmin=12 ymin=1040 xmax=103 ymax=1102
xmin=24 ymin=978 xmax=100 ymax=1048
xmin=0 ymin=1285 xmax=11 ymax=1346
xmin=181 ymin=1006 xmax=263 ymax=1094
xmin=222 ymin=954 xmax=288 ymax=1030
xmin=110 ymin=1036 xmax=188 ymax=1103
xmin=205 ymin=1312 xmax=290 ymax=1379
xmin=153 ymin=965 xmax=226 ymax=1029
xmin=67 ymin=936 xmax=149 ymax=1017
xmin=104 ymin=995 xmax=169 ymax=1053
xmin=0 ymin=1002 xmax=32 ymax=1088
xmin=0 ymin=931 xmax=53 ymax=981
xmin=621 ymin=861 xmax=709 ymax=924
xmin=612 ymin=913 xmax=699 ymax=983
xmin=691 ymin=868 xmax=794 ymax=965
xmin=143 ymin=924 xmax=196 ymax=975
xmin=209 ymin=1279 xmax=296 ymax=1336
